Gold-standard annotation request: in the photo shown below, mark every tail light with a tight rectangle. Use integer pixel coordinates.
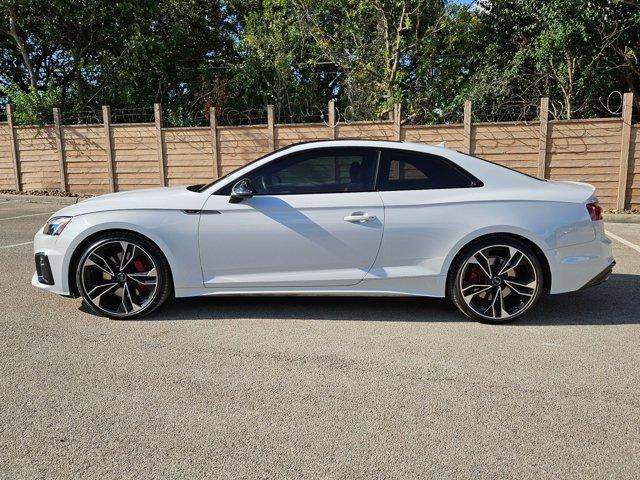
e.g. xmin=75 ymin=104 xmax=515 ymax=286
xmin=586 ymin=202 xmax=603 ymax=221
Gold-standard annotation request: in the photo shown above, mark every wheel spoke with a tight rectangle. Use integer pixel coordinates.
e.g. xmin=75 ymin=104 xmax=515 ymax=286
xmin=497 ymin=287 xmax=510 ymax=319
xmin=119 ymin=242 xmax=137 ymax=271
xmin=499 ymin=247 xmax=524 ymax=275
xmin=121 ymin=282 xmax=142 ymax=313
xmin=484 ymin=287 xmax=501 ymax=317
xmin=127 ymin=268 xmax=157 ymax=286
xmin=87 ymin=253 xmax=115 ymax=276
xmin=469 ymin=251 xmax=493 ymax=279
xmin=462 ymin=284 xmax=492 ymax=301
xmin=504 ymin=279 xmax=537 ymax=297
xmin=87 ymin=282 xmax=118 ymax=301
xmin=483 ymin=286 xmax=510 ymax=319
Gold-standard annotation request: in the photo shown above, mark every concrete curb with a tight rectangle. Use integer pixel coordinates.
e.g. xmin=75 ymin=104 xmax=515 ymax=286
xmin=0 ymin=194 xmax=83 ymax=205
xmin=604 ymin=213 xmax=640 ymax=224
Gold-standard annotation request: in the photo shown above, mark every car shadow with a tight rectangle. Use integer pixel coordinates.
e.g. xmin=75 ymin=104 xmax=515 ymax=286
xmin=124 ymin=273 xmax=640 ymax=326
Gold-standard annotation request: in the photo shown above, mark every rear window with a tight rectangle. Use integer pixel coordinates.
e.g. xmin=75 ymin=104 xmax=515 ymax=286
xmin=378 ymin=150 xmax=481 ymax=191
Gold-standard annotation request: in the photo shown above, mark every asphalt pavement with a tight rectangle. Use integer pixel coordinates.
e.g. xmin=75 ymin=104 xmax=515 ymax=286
xmin=1 ymin=198 xmax=639 ymax=479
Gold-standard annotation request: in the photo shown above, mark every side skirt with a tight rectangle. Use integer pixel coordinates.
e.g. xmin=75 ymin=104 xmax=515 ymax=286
xmin=174 ymin=275 xmax=447 ymax=299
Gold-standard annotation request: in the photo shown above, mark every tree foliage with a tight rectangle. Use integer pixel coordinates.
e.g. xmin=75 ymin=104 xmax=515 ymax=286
xmin=0 ymin=0 xmax=638 ymax=125
xmin=0 ymin=81 xmax=60 ymax=123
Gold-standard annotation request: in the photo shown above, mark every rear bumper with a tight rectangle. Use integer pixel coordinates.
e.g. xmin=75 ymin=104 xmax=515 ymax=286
xmin=581 ymin=261 xmax=615 ymax=289
xmin=546 ymin=227 xmax=615 ymax=294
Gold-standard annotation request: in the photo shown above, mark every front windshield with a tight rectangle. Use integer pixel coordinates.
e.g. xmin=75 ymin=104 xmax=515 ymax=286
xmin=196 ymin=144 xmax=294 ymax=192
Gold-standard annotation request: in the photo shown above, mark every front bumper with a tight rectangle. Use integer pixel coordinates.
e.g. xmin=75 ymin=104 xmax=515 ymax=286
xmin=32 ymin=229 xmax=72 ymax=295
xmin=34 ymin=252 xmax=55 ymax=285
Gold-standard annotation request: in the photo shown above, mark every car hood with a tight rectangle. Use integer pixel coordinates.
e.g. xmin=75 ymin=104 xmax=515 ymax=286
xmin=52 ymin=186 xmax=208 ymax=218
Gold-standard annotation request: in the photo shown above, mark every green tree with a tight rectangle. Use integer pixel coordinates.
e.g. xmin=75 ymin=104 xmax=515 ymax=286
xmin=0 ymin=81 xmax=60 ymax=124
xmin=462 ymin=0 xmax=639 ymax=120
xmin=1 ymin=0 xmax=234 ymax=122
xmin=1 ymin=0 xmax=639 ymax=125
xmin=288 ymin=0 xmax=450 ymax=118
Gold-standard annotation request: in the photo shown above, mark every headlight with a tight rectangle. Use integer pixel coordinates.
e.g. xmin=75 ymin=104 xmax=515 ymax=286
xmin=43 ymin=216 xmax=72 ymax=236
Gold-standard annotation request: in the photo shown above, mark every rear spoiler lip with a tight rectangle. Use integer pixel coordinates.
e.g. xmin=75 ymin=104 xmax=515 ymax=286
xmin=549 ymin=179 xmax=597 ymax=203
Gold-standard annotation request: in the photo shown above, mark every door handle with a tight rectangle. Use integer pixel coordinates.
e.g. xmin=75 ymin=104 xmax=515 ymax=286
xmin=344 ymin=212 xmax=376 ymax=223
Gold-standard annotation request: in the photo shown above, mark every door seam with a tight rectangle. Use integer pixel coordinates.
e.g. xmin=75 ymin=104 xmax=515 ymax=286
xmin=354 ymin=190 xmax=386 ymax=285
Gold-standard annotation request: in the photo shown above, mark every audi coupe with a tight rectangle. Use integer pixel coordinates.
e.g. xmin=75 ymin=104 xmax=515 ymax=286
xmin=33 ymin=140 xmax=615 ymax=322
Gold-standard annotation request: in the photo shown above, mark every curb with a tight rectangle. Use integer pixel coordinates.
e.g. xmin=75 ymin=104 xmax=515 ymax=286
xmin=0 ymin=194 xmax=82 ymax=205
xmin=604 ymin=213 xmax=640 ymax=224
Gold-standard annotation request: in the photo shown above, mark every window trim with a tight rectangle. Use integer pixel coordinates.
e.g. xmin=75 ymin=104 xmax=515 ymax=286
xmin=375 ymin=148 xmax=483 ymax=192
xmin=214 ymin=146 xmax=382 ymax=196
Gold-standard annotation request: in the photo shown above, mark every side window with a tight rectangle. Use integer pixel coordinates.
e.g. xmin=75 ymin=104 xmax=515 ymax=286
xmin=378 ymin=150 xmax=479 ymax=191
xmin=248 ymin=147 xmax=378 ymax=195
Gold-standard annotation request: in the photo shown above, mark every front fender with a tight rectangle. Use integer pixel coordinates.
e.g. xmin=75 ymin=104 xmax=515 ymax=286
xmin=57 ymin=210 xmax=203 ymax=293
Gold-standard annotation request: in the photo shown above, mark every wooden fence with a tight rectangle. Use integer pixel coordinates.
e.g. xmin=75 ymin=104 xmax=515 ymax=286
xmin=0 ymin=94 xmax=638 ymax=211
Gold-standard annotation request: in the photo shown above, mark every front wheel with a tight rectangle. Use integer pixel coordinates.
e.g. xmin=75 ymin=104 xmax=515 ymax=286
xmin=448 ymin=237 xmax=544 ymax=323
xmin=76 ymin=232 xmax=172 ymax=319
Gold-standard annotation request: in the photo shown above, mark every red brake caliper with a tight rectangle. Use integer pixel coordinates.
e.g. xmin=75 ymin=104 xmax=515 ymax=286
xmin=467 ymin=266 xmax=481 ymax=284
xmin=131 ymin=258 xmax=148 ymax=293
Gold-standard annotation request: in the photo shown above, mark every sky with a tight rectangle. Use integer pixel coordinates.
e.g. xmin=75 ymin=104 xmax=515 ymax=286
xmin=453 ymin=0 xmax=484 ymax=11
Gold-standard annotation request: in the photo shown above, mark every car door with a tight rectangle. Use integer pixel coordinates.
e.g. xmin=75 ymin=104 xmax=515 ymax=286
xmin=371 ymin=148 xmax=482 ymax=283
xmin=198 ymin=147 xmax=384 ymax=288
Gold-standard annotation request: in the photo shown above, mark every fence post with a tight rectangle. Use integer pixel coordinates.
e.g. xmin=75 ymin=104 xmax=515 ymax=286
xmin=393 ymin=103 xmax=402 ymax=141
xmin=102 ymin=105 xmax=116 ymax=192
xmin=537 ymin=97 xmax=550 ymax=179
xmin=154 ymin=103 xmax=166 ymax=187
xmin=328 ymin=99 xmax=336 ymax=140
xmin=52 ymin=107 xmax=67 ymax=192
xmin=210 ymin=107 xmax=220 ymax=179
xmin=6 ymin=104 xmax=21 ymax=191
xmin=267 ymin=104 xmax=275 ymax=151
xmin=617 ymin=92 xmax=634 ymax=211
xmin=463 ymin=100 xmax=472 ymax=154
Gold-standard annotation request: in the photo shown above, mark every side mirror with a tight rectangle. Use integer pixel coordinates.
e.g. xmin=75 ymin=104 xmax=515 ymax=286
xmin=229 ymin=178 xmax=255 ymax=203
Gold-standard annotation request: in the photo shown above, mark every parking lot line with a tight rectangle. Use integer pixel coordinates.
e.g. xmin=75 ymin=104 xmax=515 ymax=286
xmin=0 ymin=212 xmax=54 ymax=221
xmin=0 ymin=241 xmax=33 ymax=250
xmin=605 ymin=230 xmax=640 ymax=254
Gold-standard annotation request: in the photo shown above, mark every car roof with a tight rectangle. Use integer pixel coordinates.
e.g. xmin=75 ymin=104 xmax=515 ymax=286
xmin=280 ymin=139 xmax=450 ymax=156
xmin=201 ymin=138 xmax=541 ymax=194
xmin=281 ymin=140 xmax=545 ymax=186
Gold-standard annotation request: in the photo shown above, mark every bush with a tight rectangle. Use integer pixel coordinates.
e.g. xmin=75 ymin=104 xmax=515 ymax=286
xmin=0 ymin=83 xmax=62 ymax=125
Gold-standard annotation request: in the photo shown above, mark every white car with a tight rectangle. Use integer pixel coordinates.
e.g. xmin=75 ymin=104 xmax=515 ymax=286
xmin=33 ymin=140 xmax=614 ymax=323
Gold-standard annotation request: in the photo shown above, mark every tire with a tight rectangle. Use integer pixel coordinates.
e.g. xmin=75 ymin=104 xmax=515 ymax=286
xmin=75 ymin=232 xmax=172 ymax=319
xmin=447 ymin=236 xmax=544 ymax=323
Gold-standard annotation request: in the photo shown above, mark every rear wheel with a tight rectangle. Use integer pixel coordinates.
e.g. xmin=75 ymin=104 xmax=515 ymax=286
xmin=76 ymin=232 xmax=172 ymax=319
xmin=448 ymin=236 xmax=544 ymax=323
